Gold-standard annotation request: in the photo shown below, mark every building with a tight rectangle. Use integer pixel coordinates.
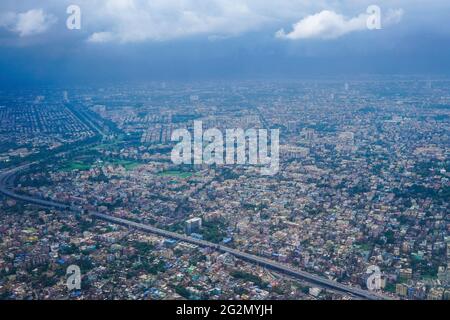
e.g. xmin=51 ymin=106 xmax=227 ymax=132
xmin=185 ymin=217 xmax=202 ymax=235
xmin=396 ymin=283 xmax=408 ymax=297
xmin=399 ymin=268 xmax=413 ymax=280
xmin=437 ymin=266 xmax=449 ymax=285
xmin=281 ymin=145 xmax=309 ymax=160
xmin=427 ymin=287 xmax=444 ymax=300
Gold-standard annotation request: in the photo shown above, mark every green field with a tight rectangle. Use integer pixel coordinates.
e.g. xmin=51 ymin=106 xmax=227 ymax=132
xmin=111 ymin=160 xmax=141 ymax=170
xmin=62 ymin=159 xmax=141 ymax=172
xmin=64 ymin=162 xmax=91 ymax=171
xmin=93 ymin=138 xmax=124 ymax=151
xmin=158 ymin=170 xmax=193 ymax=179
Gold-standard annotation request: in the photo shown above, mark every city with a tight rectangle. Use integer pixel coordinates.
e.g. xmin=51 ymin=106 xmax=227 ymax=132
xmin=0 ymin=0 xmax=449 ymax=309
xmin=0 ymin=80 xmax=448 ymax=300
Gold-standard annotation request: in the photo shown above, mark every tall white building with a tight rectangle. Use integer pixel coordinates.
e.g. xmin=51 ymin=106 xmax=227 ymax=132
xmin=185 ymin=217 xmax=202 ymax=235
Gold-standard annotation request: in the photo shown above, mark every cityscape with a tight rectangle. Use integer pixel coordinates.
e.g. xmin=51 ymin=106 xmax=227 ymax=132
xmin=0 ymin=80 xmax=448 ymax=300
xmin=0 ymin=0 xmax=449 ymax=304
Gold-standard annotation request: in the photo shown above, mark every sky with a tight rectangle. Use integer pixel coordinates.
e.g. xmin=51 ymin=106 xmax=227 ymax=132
xmin=1 ymin=0 xmax=450 ymax=86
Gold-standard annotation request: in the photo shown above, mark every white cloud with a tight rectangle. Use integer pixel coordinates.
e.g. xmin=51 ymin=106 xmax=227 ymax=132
xmin=88 ymin=32 xmax=116 ymax=43
xmin=276 ymin=10 xmax=368 ymax=40
xmin=84 ymin=0 xmax=272 ymax=43
xmin=0 ymin=9 xmax=57 ymax=37
xmin=276 ymin=8 xmax=403 ymax=40
xmin=0 ymin=1 xmax=410 ymax=43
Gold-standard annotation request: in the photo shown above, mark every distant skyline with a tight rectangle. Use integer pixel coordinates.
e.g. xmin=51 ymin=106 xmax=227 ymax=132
xmin=1 ymin=0 xmax=450 ymax=85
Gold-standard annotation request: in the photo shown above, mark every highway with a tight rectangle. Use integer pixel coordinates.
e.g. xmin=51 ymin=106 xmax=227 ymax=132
xmin=0 ymin=166 xmax=390 ymax=300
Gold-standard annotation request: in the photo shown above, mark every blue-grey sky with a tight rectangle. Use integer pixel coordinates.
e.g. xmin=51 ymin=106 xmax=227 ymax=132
xmin=1 ymin=0 xmax=450 ymax=85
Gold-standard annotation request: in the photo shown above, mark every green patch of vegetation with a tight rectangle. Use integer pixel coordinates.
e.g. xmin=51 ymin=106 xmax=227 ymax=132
xmin=230 ymin=270 xmax=269 ymax=289
xmin=201 ymin=219 xmax=227 ymax=243
xmin=64 ymin=162 xmax=92 ymax=171
xmin=173 ymin=285 xmax=191 ymax=299
xmin=94 ymin=139 xmax=123 ymax=150
xmin=354 ymin=243 xmax=372 ymax=251
xmin=158 ymin=170 xmax=193 ymax=179
xmin=384 ymin=230 xmax=395 ymax=244
xmin=108 ymin=160 xmax=141 ymax=170
xmin=64 ymin=159 xmax=142 ymax=172
xmin=394 ymin=184 xmax=450 ymax=201
xmin=384 ymin=283 xmax=396 ymax=293
xmin=141 ymin=260 xmax=166 ymax=275
xmin=132 ymin=241 xmax=155 ymax=254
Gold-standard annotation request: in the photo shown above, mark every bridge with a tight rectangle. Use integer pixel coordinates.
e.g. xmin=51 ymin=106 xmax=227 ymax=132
xmin=0 ymin=166 xmax=390 ymax=300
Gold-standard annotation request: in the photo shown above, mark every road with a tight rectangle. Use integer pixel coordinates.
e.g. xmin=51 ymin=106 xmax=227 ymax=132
xmin=0 ymin=166 xmax=390 ymax=300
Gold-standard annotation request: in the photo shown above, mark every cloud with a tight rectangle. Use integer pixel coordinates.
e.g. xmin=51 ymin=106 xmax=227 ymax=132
xmin=276 ymin=10 xmax=368 ymax=40
xmin=276 ymin=8 xmax=403 ymax=40
xmin=84 ymin=0 xmax=272 ymax=43
xmin=0 ymin=1 xmax=425 ymax=45
xmin=0 ymin=9 xmax=57 ymax=37
xmin=88 ymin=32 xmax=116 ymax=43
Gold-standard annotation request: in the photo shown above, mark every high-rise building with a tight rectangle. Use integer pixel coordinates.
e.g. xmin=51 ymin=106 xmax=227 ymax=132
xmin=185 ymin=217 xmax=202 ymax=235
